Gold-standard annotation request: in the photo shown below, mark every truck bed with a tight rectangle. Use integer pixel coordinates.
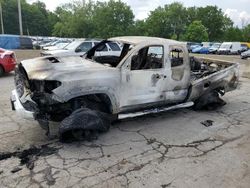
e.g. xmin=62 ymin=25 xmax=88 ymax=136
xmin=188 ymin=57 xmax=239 ymax=101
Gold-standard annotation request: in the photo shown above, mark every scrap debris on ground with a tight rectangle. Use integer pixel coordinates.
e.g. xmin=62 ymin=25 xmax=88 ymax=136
xmin=201 ymin=120 xmax=214 ymax=127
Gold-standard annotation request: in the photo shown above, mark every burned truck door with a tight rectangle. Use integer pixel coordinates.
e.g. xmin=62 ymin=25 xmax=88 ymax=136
xmin=161 ymin=45 xmax=190 ymax=102
xmin=119 ymin=45 xmax=168 ymax=109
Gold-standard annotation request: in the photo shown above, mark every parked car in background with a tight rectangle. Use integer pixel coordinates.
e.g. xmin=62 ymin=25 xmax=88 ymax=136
xmin=192 ymin=46 xmax=209 ymax=54
xmin=42 ymin=40 xmax=72 ymax=50
xmin=241 ymin=42 xmax=250 ymax=49
xmin=186 ymin=42 xmax=201 ymax=52
xmin=201 ymin=42 xmax=212 ymax=48
xmin=41 ymin=39 xmax=122 ymax=57
xmin=41 ymin=39 xmax=99 ymax=56
xmin=190 ymin=44 xmax=202 ymax=52
xmin=33 ymin=39 xmax=51 ymax=49
xmin=0 ymin=48 xmax=16 ymax=76
xmin=43 ymin=42 xmax=70 ymax=51
xmin=241 ymin=49 xmax=250 ymax=59
xmin=218 ymin=42 xmax=241 ymax=55
xmin=20 ymin=36 xmax=33 ymax=49
xmin=208 ymin=43 xmax=221 ymax=54
xmin=240 ymin=43 xmax=248 ymax=52
xmin=39 ymin=40 xmax=55 ymax=49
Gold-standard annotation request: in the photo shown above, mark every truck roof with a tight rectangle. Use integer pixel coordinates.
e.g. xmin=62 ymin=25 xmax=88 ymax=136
xmin=109 ymin=36 xmax=184 ymax=46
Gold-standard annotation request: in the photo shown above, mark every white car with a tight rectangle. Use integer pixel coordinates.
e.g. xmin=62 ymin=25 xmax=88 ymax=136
xmin=43 ymin=42 xmax=70 ymax=51
xmin=43 ymin=42 xmax=70 ymax=50
xmin=208 ymin=43 xmax=221 ymax=54
xmin=218 ymin=42 xmax=241 ymax=55
xmin=41 ymin=39 xmax=122 ymax=57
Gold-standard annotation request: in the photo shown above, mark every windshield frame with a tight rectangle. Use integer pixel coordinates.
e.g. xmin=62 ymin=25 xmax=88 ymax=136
xmin=85 ymin=40 xmax=132 ymax=68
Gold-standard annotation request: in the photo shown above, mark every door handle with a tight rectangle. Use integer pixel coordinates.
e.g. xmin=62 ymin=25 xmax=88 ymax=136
xmin=153 ymin=74 xmax=167 ymax=79
xmin=154 ymin=73 xmax=161 ymax=79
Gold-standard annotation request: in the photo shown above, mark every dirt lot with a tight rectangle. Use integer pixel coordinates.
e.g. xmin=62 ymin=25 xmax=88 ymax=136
xmin=0 ymin=51 xmax=250 ymax=188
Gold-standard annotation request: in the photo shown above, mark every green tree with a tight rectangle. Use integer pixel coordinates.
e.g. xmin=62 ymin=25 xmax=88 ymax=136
xmin=186 ymin=7 xmax=198 ymax=25
xmin=242 ymin=24 xmax=250 ymax=42
xmin=52 ymin=5 xmax=74 ymax=37
xmin=91 ymin=0 xmax=134 ymax=38
xmin=184 ymin=21 xmax=208 ymax=42
xmin=145 ymin=7 xmax=168 ymax=38
xmin=67 ymin=1 xmax=95 ymax=38
xmin=22 ymin=2 xmax=49 ymax=36
xmin=132 ymin=20 xmax=148 ymax=36
xmin=145 ymin=2 xmax=187 ymax=40
xmin=0 ymin=0 xmax=246 ymax=42
xmin=1 ymin=0 xmax=19 ymax=34
xmin=1 ymin=0 xmax=57 ymax=36
xmin=196 ymin=6 xmax=232 ymax=41
xmin=223 ymin=27 xmax=243 ymax=41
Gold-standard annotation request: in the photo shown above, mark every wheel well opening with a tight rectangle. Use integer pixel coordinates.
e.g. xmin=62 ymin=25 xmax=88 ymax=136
xmin=36 ymin=93 xmax=113 ymax=122
xmin=78 ymin=93 xmax=113 ymax=114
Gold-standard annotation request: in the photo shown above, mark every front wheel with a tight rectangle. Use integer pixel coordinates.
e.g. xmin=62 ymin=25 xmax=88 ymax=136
xmin=59 ymin=108 xmax=110 ymax=142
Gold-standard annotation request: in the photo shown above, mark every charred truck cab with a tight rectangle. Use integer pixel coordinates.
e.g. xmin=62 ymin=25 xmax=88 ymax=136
xmin=11 ymin=37 xmax=239 ymax=141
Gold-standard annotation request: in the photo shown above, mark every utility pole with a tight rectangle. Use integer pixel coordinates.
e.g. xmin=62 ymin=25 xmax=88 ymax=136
xmin=17 ymin=0 xmax=23 ymax=35
xmin=0 ymin=1 xmax=4 ymax=34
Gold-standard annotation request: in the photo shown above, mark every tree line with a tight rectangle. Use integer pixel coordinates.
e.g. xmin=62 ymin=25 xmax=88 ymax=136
xmin=1 ymin=0 xmax=250 ymax=42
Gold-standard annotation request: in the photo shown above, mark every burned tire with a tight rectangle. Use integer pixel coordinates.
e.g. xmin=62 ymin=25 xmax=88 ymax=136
xmin=0 ymin=66 xmax=4 ymax=77
xmin=59 ymin=108 xmax=110 ymax=142
xmin=193 ymin=91 xmax=226 ymax=110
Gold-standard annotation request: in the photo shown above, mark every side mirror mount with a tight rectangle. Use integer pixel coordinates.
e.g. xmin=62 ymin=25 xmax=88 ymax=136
xmin=75 ymin=48 xmax=81 ymax=53
xmin=121 ymin=56 xmax=131 ymax=71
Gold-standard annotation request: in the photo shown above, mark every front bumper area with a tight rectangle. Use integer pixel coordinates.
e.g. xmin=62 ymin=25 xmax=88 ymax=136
xmin=10 ymin=90 xmax=34 ymax=120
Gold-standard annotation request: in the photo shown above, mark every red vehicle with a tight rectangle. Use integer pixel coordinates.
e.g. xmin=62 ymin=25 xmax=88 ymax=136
xmin=0 ymin=48 xmax=16 ymax=76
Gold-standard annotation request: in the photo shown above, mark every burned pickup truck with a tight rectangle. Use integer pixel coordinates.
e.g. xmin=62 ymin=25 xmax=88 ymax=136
xmin=11 ymin=37 xmax=239 ymax=141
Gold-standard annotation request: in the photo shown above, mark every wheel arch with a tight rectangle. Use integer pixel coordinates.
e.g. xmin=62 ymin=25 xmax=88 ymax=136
xmin=64 ymin=92 xmax=119 ymax=114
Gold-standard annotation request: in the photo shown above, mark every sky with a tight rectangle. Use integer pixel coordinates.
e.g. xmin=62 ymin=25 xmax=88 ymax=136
xmin=27 ymin=0 xmax=250 ymax=27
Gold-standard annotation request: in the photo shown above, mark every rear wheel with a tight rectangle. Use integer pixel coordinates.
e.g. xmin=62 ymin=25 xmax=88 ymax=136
xmin=0 ymin=66 xmax=4 ymax=77
xmin=193 ymin=90 xmax=226 ymax=111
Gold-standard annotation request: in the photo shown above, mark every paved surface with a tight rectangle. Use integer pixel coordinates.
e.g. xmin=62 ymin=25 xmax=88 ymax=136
xmin=0 ymin=54 xmax=250 ymax=188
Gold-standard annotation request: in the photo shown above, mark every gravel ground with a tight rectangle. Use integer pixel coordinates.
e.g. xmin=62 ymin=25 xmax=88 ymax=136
xmin=0 ymin=52 xmax=250 ymax=188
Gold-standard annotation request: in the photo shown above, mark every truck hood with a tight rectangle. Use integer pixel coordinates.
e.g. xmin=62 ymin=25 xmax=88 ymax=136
xmin=20 ymin=55 xmax=114 ymax=80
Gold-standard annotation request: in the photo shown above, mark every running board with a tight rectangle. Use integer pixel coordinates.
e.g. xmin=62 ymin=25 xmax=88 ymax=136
xmin=118 ymin=101 xmax=194 ymax=119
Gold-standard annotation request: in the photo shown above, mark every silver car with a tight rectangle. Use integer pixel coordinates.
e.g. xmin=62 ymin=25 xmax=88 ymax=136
xmin=241 ymin=49 xmax=250 ymax=59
